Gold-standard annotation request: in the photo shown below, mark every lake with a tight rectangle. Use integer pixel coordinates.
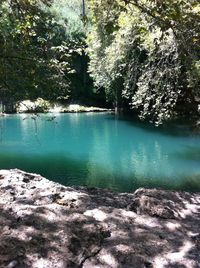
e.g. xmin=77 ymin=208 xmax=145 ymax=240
xmin=0 ymin=113 xmax=200 ymax=192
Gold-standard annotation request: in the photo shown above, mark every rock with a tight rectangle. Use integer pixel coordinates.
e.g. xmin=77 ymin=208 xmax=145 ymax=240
xmin=0 ymin=169 xmax=200 ymax=268
xmin=128 ymin=195 xmax=176 ymax=219
xmin=128 ymin=188 xmax=193 ymax=219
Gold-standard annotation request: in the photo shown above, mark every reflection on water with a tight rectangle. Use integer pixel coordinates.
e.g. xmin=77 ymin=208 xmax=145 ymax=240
xmin=0 ymin=113 xmax=200 ymax=192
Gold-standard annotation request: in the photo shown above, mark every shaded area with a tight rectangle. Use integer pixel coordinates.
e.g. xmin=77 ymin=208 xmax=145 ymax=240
xmin=0 ymin=170 xmax=200 ymax=268
xmin=0 ymin=152 xmax=200 ymax=193
xmin=172 ymin=146 xmax=200 ymax=162
xmin=111 ymin=114 xmax=198 ymax=138
xmin=81 ymin=189 xmax=200 ymax=268
xmin=0 ymin=171 xmax=110 ymax=268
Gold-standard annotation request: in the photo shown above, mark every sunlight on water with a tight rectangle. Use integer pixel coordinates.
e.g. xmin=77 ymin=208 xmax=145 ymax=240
xmin=0 ymin=113 xmax=200 ymax=192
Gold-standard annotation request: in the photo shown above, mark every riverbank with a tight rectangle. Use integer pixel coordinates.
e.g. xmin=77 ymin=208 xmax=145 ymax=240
xmin=0 ymin=169 xmax=200 ymax=268
xmin=1 ymin=99 xmax=113 ymax=114
xmin=15 ymin=100 xmax=113 ymax=113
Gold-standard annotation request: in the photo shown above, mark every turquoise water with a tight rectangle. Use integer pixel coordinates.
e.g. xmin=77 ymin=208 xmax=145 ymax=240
xmin=0 ymin=113 xmax=200 ymax=192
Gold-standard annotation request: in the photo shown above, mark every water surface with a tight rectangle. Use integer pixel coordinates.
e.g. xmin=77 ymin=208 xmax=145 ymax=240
xmin=0 ymin=113 xmax=200 ymax=192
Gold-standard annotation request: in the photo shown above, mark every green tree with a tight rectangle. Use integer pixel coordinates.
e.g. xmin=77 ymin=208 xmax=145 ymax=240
xmin=0 ymin=0 xmax=85 ymax=104
xmin=87 ymin=0 xmax=200 ymax=124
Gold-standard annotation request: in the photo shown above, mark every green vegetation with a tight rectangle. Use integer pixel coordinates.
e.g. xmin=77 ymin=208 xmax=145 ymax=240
xmin=0 ymin=0 xmax=88 ymax=103
xmin=0 ymin=0 xmax=200 ymax=124
xmin=0 ymin=0 xmax=69 ymax=101
xmin=87 ymin=0 xmax=200 ymax=124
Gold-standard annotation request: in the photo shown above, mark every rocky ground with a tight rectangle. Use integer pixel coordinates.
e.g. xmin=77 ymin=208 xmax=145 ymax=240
xmin=0 ymin=169 xmax=200 ymax=268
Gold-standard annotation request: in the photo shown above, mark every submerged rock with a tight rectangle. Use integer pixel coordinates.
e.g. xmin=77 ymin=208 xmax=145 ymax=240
xmin=0 ymin=169 xmax=200 ymax=268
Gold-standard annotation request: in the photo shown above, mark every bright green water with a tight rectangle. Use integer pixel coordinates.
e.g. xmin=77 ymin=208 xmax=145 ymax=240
xmin=0 ymin=113 xmax=200 ymax=192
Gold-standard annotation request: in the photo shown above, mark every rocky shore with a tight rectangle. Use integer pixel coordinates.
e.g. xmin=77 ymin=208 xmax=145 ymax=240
xmin=16 ymin=100 xmax=113 ymax=114
xmin=0 ymin=169 xmax=200 ymax=268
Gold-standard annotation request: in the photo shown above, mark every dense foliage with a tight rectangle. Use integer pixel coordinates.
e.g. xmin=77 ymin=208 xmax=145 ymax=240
xmin=0 ymin=0 xmax=85 ymax=102
xmin=0 ymin=0 xmax=200 ymax=123
xmin=87 ymin=0 xmax=200 ymax=124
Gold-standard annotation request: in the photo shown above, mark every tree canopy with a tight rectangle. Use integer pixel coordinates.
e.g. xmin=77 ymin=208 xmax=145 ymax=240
xmin=0 ymin=0 xmax=85 ymax=102
xmin=87 ymin=0 xmax=200 ymax=124
xmin=0 ymin=0 xmax=200 ymax=123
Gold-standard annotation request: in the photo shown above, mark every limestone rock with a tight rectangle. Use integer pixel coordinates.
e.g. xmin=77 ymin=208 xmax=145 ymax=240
xmin=0 ymin=169 xmax=200 ymax=268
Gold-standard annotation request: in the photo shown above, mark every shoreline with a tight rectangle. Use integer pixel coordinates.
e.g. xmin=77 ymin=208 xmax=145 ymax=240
xmin=1 ymin=100 xmax=114 ymax=114
xmin=0 ymin=169 xmax=200 ymax=267
xmin=0 ymin=109 xmax=114 ymax=115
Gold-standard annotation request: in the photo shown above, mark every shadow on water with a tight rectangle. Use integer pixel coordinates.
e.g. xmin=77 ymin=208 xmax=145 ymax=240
xmin=107 ymin=114 xmax=199 ymax=137
xmin=172 ymin=146 xmax=200 ymax=161
xmin=0 ymin=152 xmax=200 ymax=193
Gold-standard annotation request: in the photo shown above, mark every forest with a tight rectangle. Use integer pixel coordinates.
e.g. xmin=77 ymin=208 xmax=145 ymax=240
xmin=0 ymin=0 xmax=200 ymax=124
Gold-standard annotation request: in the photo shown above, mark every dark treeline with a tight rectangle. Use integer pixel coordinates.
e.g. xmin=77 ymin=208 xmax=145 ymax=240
xmin=0 ymin=0 xmax=200 ymax=124
xmin=0 ymin=0 xmax=107 ymax=109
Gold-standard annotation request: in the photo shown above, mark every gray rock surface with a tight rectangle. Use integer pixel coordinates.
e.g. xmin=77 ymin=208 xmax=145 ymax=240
xmin=0 ymin=169 xmax=200 ymax=268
